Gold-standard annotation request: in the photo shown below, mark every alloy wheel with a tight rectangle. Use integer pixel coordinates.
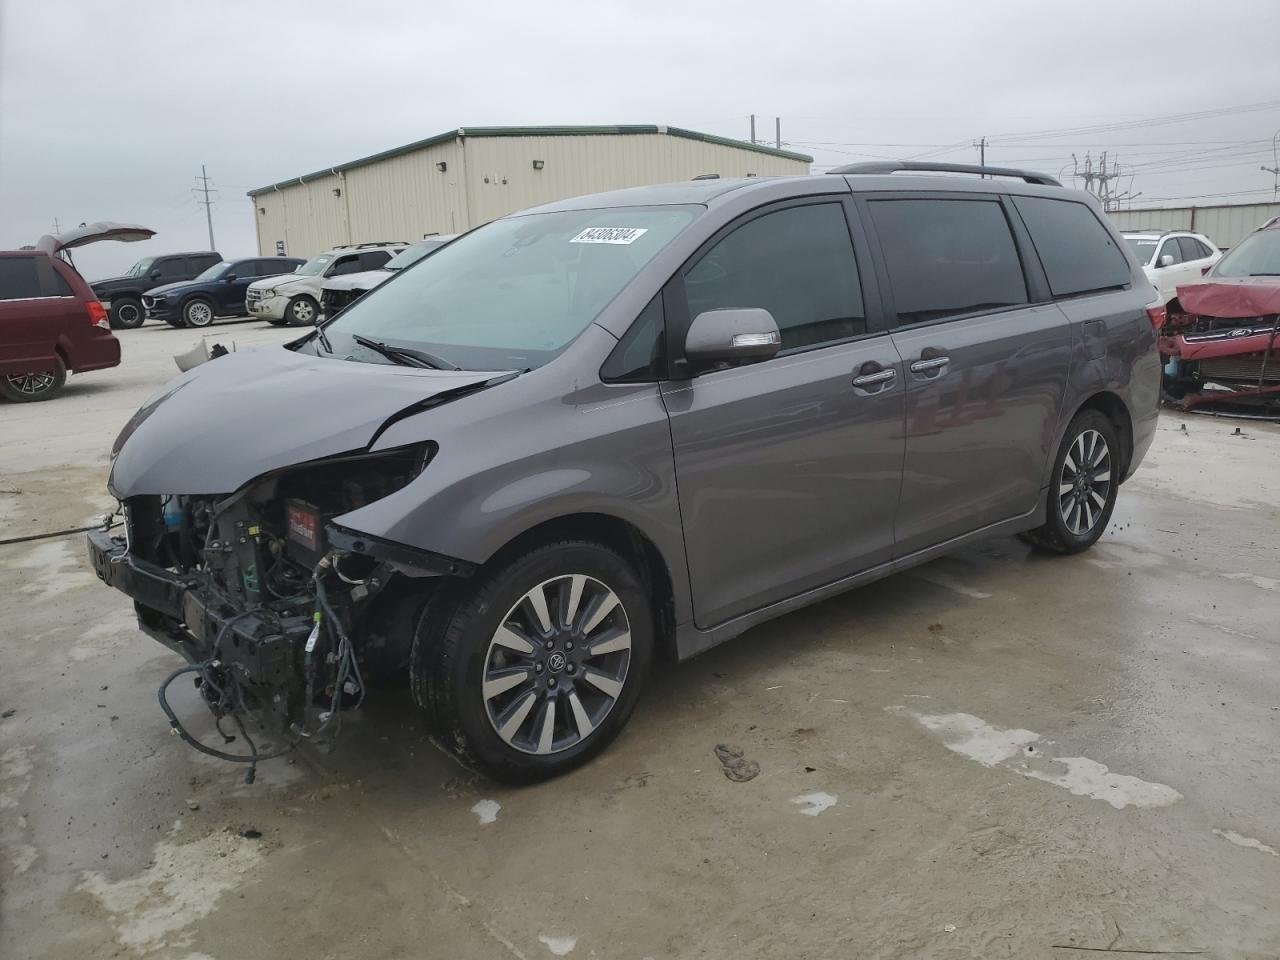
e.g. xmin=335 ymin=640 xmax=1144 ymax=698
xmin=1058 ymin=428 xmax=1111 ymax=536
xmin=5 ymin=372 xmax=56 ymax=396
xmin=186 ymin=301 xmax=213 ymax=326
xmin=482 ymin=574 xmax=632 ymax=755
xmin=290 ymin=299 xmax=316 ymax=324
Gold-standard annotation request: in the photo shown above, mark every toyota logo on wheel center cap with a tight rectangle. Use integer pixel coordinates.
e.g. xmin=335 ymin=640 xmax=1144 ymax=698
xmin=547 ymin=651 xmax=567 ymax=673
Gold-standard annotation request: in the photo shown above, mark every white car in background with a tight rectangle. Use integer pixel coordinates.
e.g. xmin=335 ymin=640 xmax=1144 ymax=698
xmin=1122 ymin=231 xmax=1221 ymax=305
xmin=246 ymin=242 xmax=406 ymax=326
xmin=319 ymin=235 xmax=458 ymax=320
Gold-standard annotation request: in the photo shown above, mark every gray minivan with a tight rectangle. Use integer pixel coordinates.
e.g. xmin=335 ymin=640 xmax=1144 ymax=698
xmin=89 ymin=162 xmax=1161 ymax=782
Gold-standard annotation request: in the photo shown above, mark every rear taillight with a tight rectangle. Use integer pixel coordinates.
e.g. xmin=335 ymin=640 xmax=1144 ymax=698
xmin=87 ymin=301 xmax=109 ymax=329
xmin=1145 ymin=301 xmax=1168 ymax=330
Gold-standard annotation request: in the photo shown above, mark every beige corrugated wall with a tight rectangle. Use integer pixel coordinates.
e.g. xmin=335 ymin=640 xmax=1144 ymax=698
xmin=253 ymin=133 xmax=809 ymax=256
xmin=1109 ymin=202 xmax=1280 ymax=250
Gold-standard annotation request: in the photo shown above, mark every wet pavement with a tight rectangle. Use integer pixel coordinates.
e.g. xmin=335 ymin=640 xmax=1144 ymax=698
xmin=2 ymin=320 xmax=1278 ymax=959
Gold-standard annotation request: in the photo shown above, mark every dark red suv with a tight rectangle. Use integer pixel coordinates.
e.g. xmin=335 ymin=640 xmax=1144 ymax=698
xmin=0 ymin=247 xmax=123 ymax=402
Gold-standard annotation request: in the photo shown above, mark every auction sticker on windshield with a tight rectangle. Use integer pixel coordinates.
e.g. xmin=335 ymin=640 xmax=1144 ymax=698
xmin=570 ymin=227 xmax=649 ymax=245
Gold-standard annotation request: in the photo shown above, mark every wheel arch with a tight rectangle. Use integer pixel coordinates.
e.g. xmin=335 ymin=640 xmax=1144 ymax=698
xmin=1066 ymin=391 xmax=1134 ymax=481
xmin=482 ymin=512 xmax=680 ymax=662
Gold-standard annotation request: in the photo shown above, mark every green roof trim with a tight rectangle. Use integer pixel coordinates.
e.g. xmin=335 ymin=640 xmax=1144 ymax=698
xmin=247 ymin=124 xmax=812 ymax=195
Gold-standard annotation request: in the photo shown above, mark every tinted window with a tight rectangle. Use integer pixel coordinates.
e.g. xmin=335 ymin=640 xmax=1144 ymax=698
xmin=1179 ymin=236 xmax=1209 ymax=261
xmin=684 ymin=202 xmax=865 ymax=352
xmin=602 ymin=295 xmax=665 ymax=381
xmin=869 ymin=199 xmax=1026 ymax=324
xmin=0 ymin=257 xmax=42 ymax=300
xmin=329 ymin=255 xmax=364 ymax=277
xmin=1157 ymin=238 xmax=1182 ymax=266
xmin=359 ymin=250 xmax=393 ymax=270
xmin=38 ymin=260 xmax=75 ymax=297
xmin=156 ymin=257 xmax=187 ymax=279
xmin=191 ymin=255 xmax=220 ymax=273
xmin=1013 ymin=196 xmax=1130 ymax=297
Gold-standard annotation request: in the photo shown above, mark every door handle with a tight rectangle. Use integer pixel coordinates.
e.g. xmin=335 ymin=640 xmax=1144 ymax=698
xmin=852 ymin=367 xmax=897 ymax=388
xmin=909 ymin=356 xmax=950 ymax=373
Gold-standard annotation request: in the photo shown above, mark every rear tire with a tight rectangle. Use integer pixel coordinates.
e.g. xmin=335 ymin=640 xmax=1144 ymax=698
xmin=0 ymin=356 xmax=67 ymax=402
xmin=109 ymin=296 xmax=144 ymax=329
xmin=1020 ymin=409 xmax=1119 ymax=554
xmin=412 ymin=540 xmax=653 ymax=783
xmin=182 ymin=298 xmax=215 ymax=328
xmin=285 ymin=295 xmax=318 ymax=327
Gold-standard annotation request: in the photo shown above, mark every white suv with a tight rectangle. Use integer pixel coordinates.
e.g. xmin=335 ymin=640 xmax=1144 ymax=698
xmin=1122 ymin=231 xmax=1221 ymax=305
xmin=246 ymin=242 xmax=406 ymax=325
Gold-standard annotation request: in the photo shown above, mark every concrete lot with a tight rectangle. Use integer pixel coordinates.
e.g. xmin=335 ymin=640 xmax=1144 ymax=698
xmin=2 ymin=319 xmax=1279 ymax=960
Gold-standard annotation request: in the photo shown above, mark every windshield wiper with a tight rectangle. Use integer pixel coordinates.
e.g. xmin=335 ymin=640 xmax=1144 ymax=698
xmin=314 ymin=324 xmax=333 ymax=354
xmin=351 ymin=334 xmax=459 ymax=370
xmin=1247 ymin=272 xmax=1280 ymax=276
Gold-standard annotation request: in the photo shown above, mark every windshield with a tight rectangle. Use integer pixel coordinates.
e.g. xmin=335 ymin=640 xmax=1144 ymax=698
xmin=1124 ymin=238 xmax=1157 ymax=265
xmin=385 ymin=240 xmax=449 ymax=271
xmin=295 ymin=253 xmax=335 ymax=277
xmin=1212 ymin=228 xmax=1280 ymax=277
xmin=194 ymin=261 xmax=232 ymax=281
xmin=124 ymin=258 xmax=155 ymax=278
xmin=323 ymin=206 xmax=696 ymax=370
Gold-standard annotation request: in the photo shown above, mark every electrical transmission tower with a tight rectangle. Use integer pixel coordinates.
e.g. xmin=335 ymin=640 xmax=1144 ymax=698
xmin=1071 ymin=152 xmax=1140 ymax=211
xmin=193 ymin=164 xmax=218 ymax=250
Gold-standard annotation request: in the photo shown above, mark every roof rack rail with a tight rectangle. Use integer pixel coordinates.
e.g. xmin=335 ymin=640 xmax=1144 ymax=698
xmin=691 ymin=173 xmax=720 ymax=180
xmin=827 ymin=161 xmax=1061 ymax=187
xmin=333 ymin=240 xmax=410 ymax=249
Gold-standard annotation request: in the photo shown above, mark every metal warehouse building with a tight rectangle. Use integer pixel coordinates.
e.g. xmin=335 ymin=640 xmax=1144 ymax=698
xmin=247 ymin=125 xmax=812 ymax=257
xmin=1109 ymin=200 xmax=1280 ymax=249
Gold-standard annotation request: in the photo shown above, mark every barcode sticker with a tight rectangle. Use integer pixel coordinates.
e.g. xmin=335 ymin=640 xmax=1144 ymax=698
xmin=570 ymin=227 xmax=648 ymax=245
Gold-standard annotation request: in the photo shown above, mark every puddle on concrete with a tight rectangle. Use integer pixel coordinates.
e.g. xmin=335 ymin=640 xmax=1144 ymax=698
xmin=790 ymin=792 xmax=837 ymax=816
xmin=79 ymin=830 xmax=266 ymax=953
xmin=891 ymin=708 xmax=1182 ymax=810
xmin=1214 ymin=829 xmax=1278 ymax=857
xmin=471 ymin=799 xmax=501 ymax=825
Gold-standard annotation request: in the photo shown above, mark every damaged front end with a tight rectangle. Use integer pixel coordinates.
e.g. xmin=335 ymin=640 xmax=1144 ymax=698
xmin=1160 ymin=279 xmax=1280 ymax=416
xmin=89 ymin=437 xmax=475 ymax=779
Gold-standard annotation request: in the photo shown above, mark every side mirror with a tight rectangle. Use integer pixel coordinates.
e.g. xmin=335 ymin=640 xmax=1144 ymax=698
xmin=1159 ymin=254 xmax=1175 ymax=268
xmin=149 ymin=269 xmax=162 ymax=281
xmin=684 ymin=308 xmax=781 ymax=367
xmin=223 ymin=274 xmax=236 ymax=282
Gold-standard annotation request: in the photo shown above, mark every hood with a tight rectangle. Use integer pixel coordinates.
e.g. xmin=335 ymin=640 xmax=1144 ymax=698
xmin=36 ymin=222 xmax=155 ymax=254
xmin=91 ymin=274 xmax=145 ymax=292
xmin=144 ymin=279 xmax=203 ymax=297
xmin=108 ymin=345 xmax=506 ymax=497
xmin=323 ymin=269 xmax=391 ymax=293
xmin=248 ymin=273 xmax=303 ymax=293
xmin=1176 ymin=277 xmax=1280 ymax=318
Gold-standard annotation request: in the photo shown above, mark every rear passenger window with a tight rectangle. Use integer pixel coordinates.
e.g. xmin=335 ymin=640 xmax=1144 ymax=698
xmin=0 ymin=257 xmax=42 ymax=300
xmin=1012 ymin=196 xmax=1130 ymax=297
xmin=1179 ymin=236 xmax=1210 ymax=261
xmin=684 ymin=203 xmax=866 ymax=352
xmin=359 ymin=251 xmax=392 ymax=270
xmin=869 ymin=199 xmax=1027 ymax=325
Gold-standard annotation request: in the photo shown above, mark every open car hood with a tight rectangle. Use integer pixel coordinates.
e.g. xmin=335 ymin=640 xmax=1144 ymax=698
xmin=108 ymin=345 xmax=507 ymax=497
xmin=36 ymin=222 xmax=155 ymax=254
xmin=1177 ymin=277 xmax=1280 ymax=318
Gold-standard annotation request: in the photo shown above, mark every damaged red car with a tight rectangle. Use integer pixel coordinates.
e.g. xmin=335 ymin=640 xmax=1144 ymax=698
xmin=1161 ymin=219 xmax=1280 ymax=414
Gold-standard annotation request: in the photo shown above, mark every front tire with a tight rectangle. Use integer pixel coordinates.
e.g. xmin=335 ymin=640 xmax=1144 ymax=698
xmin=109 ymin=296 xmax=145 ymax=329
xmin=0 ymin=356 xmax=67 ymax=402
xmin=285 ymin=295 xmax=319 ymax=326
xmin=412 ymin=541 xmax=653 ymax=783
xmin=182 ymin=298 xmax=215 ymax=328
xmin=1020 ymin=409 xmax=1119 ymax=554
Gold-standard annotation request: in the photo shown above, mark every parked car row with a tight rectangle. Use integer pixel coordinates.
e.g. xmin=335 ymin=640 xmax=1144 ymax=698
xmin=140 ymin=256 xmax=304 ymax=327
xmin=246 ymin=242 xmax=407 ymax=326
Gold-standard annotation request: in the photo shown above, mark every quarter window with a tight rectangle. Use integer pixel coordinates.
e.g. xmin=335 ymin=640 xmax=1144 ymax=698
xmin=684 ymin=202 xmax=866 ymax=352
xmin=1179 ymin=236 xmax=1210 ymax=261
xmin=1013 ymin=196 xmax=1130 ymax=296
xmin=0 ymin=257 xmax=42 ymax=300
xmin=869 ymin=198 xmax=1027 ymax=325
xmin=601 ymin=295 xmax=665 ymax=382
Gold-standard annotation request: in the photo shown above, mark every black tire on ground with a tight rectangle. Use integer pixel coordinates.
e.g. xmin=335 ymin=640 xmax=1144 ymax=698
xmin=265 ymin=315 xmax=289 ymax=327
xmin=285 ymin=295 xmax=319 ymax=326
xmin=109 ymin=296 xmax=145 ymax=329
xmin=165 ymin=316 xmax=187 ymax=328
xmin=182 ymin=297 xmax=216 ymax=328
xmin=412 ymin=540 xmax=654 ymax=783
xmin=1020 ymin=408 xmax=1120 ymax=554
xmin=0 ymin=355 xmax=67 ymax=403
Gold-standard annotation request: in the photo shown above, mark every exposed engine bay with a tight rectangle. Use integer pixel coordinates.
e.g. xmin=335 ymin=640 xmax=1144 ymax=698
xmin=1160 ymin=280 xmax=1280 ymax=417
xmin=90 ymin=445 xmax=460 ymax=781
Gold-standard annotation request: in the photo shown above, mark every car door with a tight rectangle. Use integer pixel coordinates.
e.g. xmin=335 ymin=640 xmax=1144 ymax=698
xmin=222 ymin=261 xmax=259 ymax=312
xmin=660 ymin=197 xmax=905 ymax=628
xmin=862 ymin=193 xmax=1073 ymax=556
xmin=1177 ymin=236 xmax=1213 ymax=286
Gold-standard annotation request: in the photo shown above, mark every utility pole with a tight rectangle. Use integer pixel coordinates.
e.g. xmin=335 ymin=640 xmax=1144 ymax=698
xmin=195 ymin=164 xmax=216 ymax=250
xmin=775 ymin=117 xmax=781 ymax=150
xmin=1262 ymin=131 xmax=1280 ymax=200
xmin=749 ymin=114 xmax=757 ymax=145
xmin=1072 ymin=151 xmax=1138 ymax=211
xmin=974 ymin=136 xmax=987 ymax=174
xmin=52 ymin=217 xmax=61 ymax=235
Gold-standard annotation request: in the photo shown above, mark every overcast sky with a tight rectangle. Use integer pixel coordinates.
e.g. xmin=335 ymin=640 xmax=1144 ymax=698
xmin=4 ymin=0 xmax=1280 ymax=280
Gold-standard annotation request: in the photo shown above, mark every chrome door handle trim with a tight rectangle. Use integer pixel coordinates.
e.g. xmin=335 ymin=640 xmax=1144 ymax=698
xmin=852 ymin=368 xmax=897 ymax=388
xmin=909 ymin=356 xmax=950 ymax=373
